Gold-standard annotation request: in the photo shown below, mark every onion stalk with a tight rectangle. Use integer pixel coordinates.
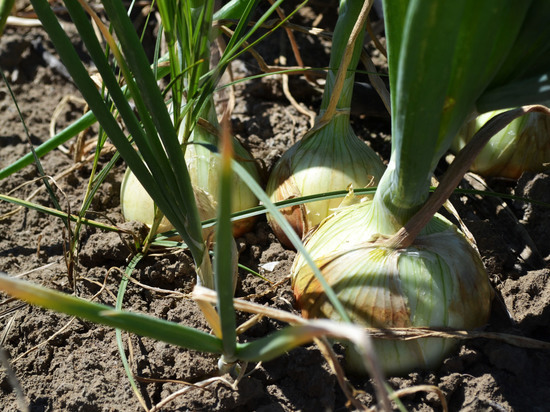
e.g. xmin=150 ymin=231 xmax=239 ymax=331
xmin=291 ymin=0 xmax=550 ymax=375
xmin=266 ymin=0 xmax=385 ymax=248
xmin=452 ymin=108 xmax=550 ymax=179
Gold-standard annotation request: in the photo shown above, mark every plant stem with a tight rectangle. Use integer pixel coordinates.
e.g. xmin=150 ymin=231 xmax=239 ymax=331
xmin=374 ymin=0 xmax=533 ymax=233
xmin=389 ymin=104 xmax=550 ymax=248
xmin=319 ymin=0 xmax=373 ymax=115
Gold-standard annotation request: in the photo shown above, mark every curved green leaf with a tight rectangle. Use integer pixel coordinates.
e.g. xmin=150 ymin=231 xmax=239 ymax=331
xmin=0 ymin=273 xmax=223 ymax=354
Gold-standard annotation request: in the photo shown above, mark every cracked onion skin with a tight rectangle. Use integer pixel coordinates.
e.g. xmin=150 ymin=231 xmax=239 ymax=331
xmin=266 ymin=114 xmax=385 ymax=248
xmin=291 ymin=201 xmax=493 ymax=375
xmin=453 ymin=109 xmax=550 ymax=179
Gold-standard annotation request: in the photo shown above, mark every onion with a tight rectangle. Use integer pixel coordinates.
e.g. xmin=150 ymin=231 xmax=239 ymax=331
xmin=183 ymin=118 xmax=261 ymax=237
xmin=120 ymin=111 xmax=261 ymax=238
xmin=120 ymin=167 xmax=218 ymax=238
xmin=453 ymin=109 xmax=550 ymax=179
xmin=292 ymin=200 xmax=493 ymax=375
xmin=266 ymin=113 xmax=385 ymax=247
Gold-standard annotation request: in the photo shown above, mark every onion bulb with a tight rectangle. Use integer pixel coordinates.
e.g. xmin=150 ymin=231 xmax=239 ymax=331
xmin=453 ymin=109 xmax=550 ymax=179
xmin=266 ymin=113 xmax=385 ymax=247
xmin=291 ymin=200 xmax=493 ymax=375
xmin=120 ymin=120 xmax=261 ymax=238
xmin=120 ymin=168 xmax=218 ymax=238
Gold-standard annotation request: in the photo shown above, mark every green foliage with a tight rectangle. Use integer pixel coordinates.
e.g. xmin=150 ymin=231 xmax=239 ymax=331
xmin=0 ymin=0 xmax=15 ymax=35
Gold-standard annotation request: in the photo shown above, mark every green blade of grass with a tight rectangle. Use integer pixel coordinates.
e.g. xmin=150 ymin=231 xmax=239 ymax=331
xmin=1 ymin=68 xmax=66 ymax=227
xmin=98 ymin=0 xmax=207 ymax=262
xmin=0 ymin=0 xmax=15 ymax=35
xmin=194 ymin=0 xmax=285 ymax=119
xmin=234 ymin=320 xmax=361 ymax=362
xmin=196 ymin=184 xmax=550 ymax=239
xmin=0 ymin=55 xmax=172 ymax=181
xmin=221 ymin=0 xmax=283 ymax=57
xmin=115 ymin=253 xmax=148 ymax=410
xmin=0 ymin=193 xmax=120 ymax=232
xmin=213 ymin=0 xmax=259 ymax=21
xmin=77 ymin=150 xmax=121 ymax=221
xmin=0 ymin=110 xmax=95 ymax=181
xmin=0 ymin=272 xmax=223 ymax=354
xmin=214 ymin=124 xmax=237 ymax=359
xmin=156 ymin=0 xmax=184 ymax=117
xmin=29 ymin=0 xmax=206 ymax=264
xmin=100 ymin=1 xmax=187 ymax=168
xmin=64 ymin=1 xmax=197 ymax=243
xmin=67 ymin=2 xmax=170 ymax=176
xmin=70 ymin=1 xmax=195 ymax=218
xmin=28 ymin=0 xmax=158 ymax=195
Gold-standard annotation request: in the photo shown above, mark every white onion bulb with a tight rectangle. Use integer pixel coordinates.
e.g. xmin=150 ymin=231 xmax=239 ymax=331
xmin=120 ymin=125 xmax=260 ymax=238
xmin=120 ymin=168 xmax=218 ymax=238
xmin=266 ymin=114 xmax=385 ymax=248
xmin=292 ymin=200 xmax=493 ymax=375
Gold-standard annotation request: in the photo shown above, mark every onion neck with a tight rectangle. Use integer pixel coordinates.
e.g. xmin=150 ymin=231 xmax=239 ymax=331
xmin=199 ymin=97 xmax=220 ymax=127
xmin=371 ymin=161 xmax=431 ymax=235
xmin=319 ymin=0 xmax=368 ymax=112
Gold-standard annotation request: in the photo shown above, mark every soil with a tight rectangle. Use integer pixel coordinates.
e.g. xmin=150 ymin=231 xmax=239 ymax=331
xmin=1 ymin=3 xmax=550 ymax=412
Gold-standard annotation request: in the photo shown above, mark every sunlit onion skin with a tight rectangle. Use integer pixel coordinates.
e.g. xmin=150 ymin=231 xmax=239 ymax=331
xmin=120 ymin=168 xmax=173 ymax=233
xmin=291 ymin=201 xmax=493 ymax=375
xmin=266 ymin=114 xmax=385 ymax=248
xmin=453 ymin=109 xmax=550 ymax=179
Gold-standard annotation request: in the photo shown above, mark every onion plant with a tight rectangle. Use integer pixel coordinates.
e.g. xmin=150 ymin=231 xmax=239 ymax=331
xmin=120 ymin=0 xmax=262 ymax=241
xmin=292 ymin=0 xmax=550 ymax=374
xmin=2 ymin=0 xmax=549 ymax=407
xmin=0 ymin=1 xmax=391 ymax=409
xmin=266 ymin=0 xmax=385 ymax=248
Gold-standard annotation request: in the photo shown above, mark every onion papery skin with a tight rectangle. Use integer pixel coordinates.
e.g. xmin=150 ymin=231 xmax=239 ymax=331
xmin=291 ymin=202 xmax=493 ymax=375
xmin=266 ymin=114 xmax=385 ymax=248
xmin=120 ymin=133 xmax=261 ymax=238
xmin=453 ymin=109 xmax=550 ymax=179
